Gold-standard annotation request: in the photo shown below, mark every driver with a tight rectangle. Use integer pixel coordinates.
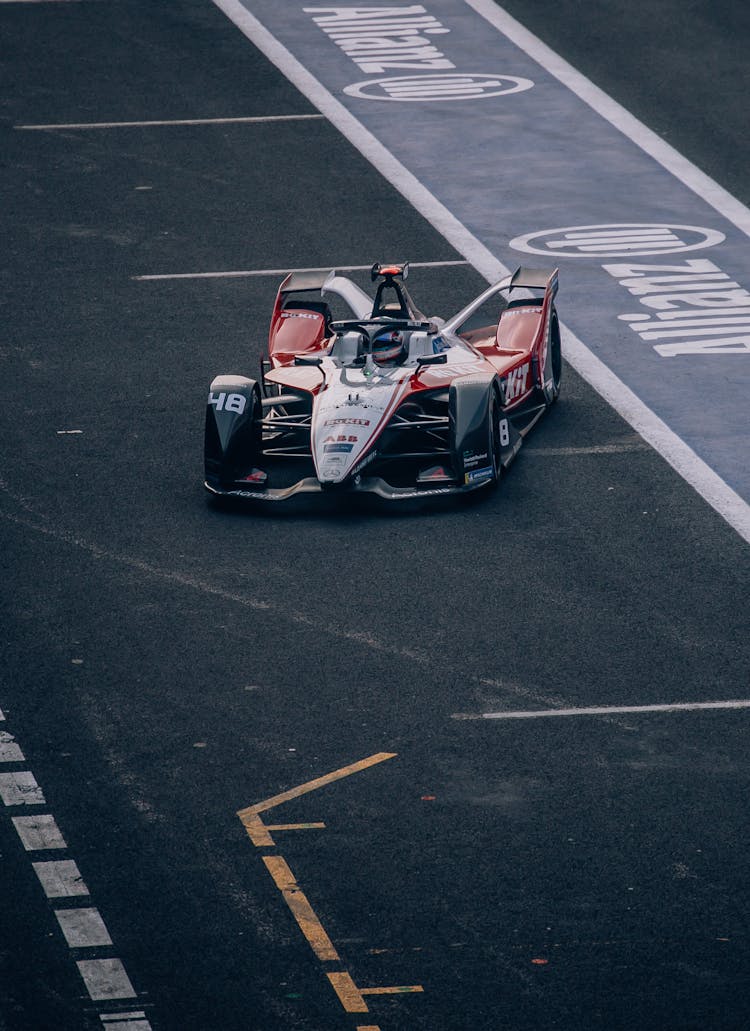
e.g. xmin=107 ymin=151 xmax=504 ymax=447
xmin=371 ymin=328 xmax=407 ymax=364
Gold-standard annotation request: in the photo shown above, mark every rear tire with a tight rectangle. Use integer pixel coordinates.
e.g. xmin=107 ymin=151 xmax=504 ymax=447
xmin=543 ymin=312 xmax=562 ymax=404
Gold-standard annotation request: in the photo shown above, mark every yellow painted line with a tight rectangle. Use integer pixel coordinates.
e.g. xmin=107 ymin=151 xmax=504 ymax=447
xmin=326 ymin=971 xmax=425 ymax=1014
xmin=263 ymin=856 xmax=340 ymax=962
xmin=327 ymin=971 xmax=369 ymax=1013
xmin=265 ymin=822 xmax=326 ymax=832
xmin=238 ymin=752 xmax=396 ymax=847
xmin=361 ymin=985 xmax=424 ymax=996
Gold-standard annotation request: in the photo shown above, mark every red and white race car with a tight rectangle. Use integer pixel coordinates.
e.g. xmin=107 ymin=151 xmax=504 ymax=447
xmin=204 ymin=262 xmax=561 ymax=501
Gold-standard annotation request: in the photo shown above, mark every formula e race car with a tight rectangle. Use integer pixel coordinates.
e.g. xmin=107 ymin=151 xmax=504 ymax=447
xmin=204 ymin=262 xmax=561 ymax=502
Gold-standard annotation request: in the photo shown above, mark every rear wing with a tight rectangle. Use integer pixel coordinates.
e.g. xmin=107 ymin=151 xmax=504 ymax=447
xmin=509 ymin=267 xmax=559 ymax=297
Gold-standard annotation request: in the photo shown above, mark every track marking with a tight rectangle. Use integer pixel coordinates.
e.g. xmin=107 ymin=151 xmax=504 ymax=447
xmin=75 ymin=959 xmax=137 ymax=1001
xmin=15 ymin=114 xmax=324 ymax=130
xmin=55 ymin=908 xmax=113 ymax=948
xmin=455 ymin=700 xmax=750 ymax=720
xmin=0 ymin=770 xmax=45 ymax=805
xmin=525 ymin=442 xmax=650 ymax=456
xmin=32 ymin=859 xmax=89 ymax=897
xmin=327 ymin=971 xmax=424 ymax=1014
xmin=239 ymin=754 xmax=423 ymax=1024
xmin=99 ymin=1014 xmax=149 ymax=1027
xmin=262 ymin=855 xmax=340 ymax=961
xmin=133 ymin=259 xmax=469 ymax=282
xmin=238 ymin=751 xmax=396 ymax=847
xmin=0 ymin=730 xmax=25 ymax=762
xmin=0 ymin=708 xmax=152 ymax=1024
xmin=465 ymin=0 xmax=750 ymax=237
xmin=12 ymin=813 xmax=67 ymax=850
xmin=211 ymin=0 xmax=750 ymax=545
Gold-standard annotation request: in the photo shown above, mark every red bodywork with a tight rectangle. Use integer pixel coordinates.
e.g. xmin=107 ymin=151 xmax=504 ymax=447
xmin=267 ymin=268 xmax=558 ymax=414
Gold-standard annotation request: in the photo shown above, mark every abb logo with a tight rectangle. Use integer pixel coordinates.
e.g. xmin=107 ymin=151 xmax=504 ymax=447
xmin=505 ymin=363 xmax=530 ymax=401
xmin=323 ymin=434 xmax=359 ymax=444
xmin=208 ymin=391 xmax=246 ymax=415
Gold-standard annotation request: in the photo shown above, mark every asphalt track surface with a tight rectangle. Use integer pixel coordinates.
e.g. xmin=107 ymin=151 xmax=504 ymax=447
xmin=1 ymin=3 xmax=749 ymax=1030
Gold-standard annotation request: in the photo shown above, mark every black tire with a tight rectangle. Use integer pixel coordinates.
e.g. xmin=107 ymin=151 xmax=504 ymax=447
xmin=489 ymin=390 xmax=502 ymax=486
xmin=543 ymin=312 xmax=562 ymax=404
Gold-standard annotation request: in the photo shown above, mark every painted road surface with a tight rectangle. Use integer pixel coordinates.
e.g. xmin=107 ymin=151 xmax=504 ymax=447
xmin=216 ymin=0 xmax=750 ymax=540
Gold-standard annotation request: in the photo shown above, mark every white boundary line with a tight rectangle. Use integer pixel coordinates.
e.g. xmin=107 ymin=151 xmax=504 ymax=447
xmin=465 ymin=0 xmax=750 ymax=238
xmin=211 ymin=0 xmax=750 ymax=545
xmin=458 ymin=700 xmax=750 ymax=720
xmin=15 ymin=114 xmax=324 ymax=130
xmin=133 ymin=259 xmax=469 ymax=281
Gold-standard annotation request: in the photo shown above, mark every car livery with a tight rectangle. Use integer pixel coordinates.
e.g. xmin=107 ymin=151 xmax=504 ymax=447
xmin=204 ymin=262 xmax=561 ymax=502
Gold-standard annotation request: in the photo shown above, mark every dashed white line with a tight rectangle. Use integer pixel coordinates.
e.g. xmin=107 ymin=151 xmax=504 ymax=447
xmin=525 ymin=442 xmax=650 ymax=456
xmin=0 ymin=729 xmax=25 ymax=762
xmin=76 ymin=958 xmax=137 ymax=1001
xmin=32 ymin=859 xmax=89 ymax=897
xmin=134 ymin=258 xmax=470 ymax=281
xmin=455 ymin=700 xmax=750 ymax=720
xmin=12 ymin=813 xmax=68 ymax=850
xmin=15 ymin=113 xmax=324 ymax=130
xmin=100 ymin=1012 xmax=150 ymax=1029
xmin=56 ymin=908 xmax=113 ymax=948
xmin=1 ymin=708 xmax=153 ymax=1026
xmin=0 ymin=770 xmax=45 ymax=805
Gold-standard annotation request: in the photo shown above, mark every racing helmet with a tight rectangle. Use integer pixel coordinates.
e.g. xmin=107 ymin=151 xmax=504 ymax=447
xmin=371 ymin=327 xmax=408 ymax=365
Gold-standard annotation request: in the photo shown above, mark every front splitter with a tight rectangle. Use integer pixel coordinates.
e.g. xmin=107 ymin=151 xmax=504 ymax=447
xmin=204 ymin=475 xmax=490 ymax=502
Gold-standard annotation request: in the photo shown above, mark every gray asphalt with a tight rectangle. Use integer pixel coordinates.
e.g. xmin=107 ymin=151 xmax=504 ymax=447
xmin=1 ymin=2 xmax=748 ymax=1030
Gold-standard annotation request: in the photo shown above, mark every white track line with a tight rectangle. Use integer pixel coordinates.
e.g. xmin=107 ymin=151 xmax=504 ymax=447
xmin=76 ymin=959 xmax=137 ymax=1001
xmin=0 ymin=771 xmax=45 ymax=805
xmin=210 ymin=0 xmax=750 ymax=546
xmin=457 ymin=700 xmax=750 ymax=720
xmin=465 ymin=0 xmax=750 ymax=238
xmin=12 ymin=814 xmax=68 ymax=850
xmin=56 ymin=909 xmax=113 ymax=948
xmin=32 ymin=859 xmax=89 ymax=897
xmin=134 ymin=259 xmax=469 ymax=281
xmin=15 ymin=114 xmax=324 ymax=130
xmin=0 ymin=730 xmax=25 ymax=762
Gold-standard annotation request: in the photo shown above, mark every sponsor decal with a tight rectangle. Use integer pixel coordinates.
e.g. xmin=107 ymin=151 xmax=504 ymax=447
xmin=323 ymin=442 xmax=355 ymax=453
xmin=351 ymin=450 xmax=377 ymax=475
xmin=304 ymin=5 xmax=534 ymax=103
xmin=463 ymin=449 xmax=488 ymax=469
xmin=343 ymin=73 xmax=534 ymax=103
xmin=464 ymin=465 xmax=493 ymax=484
xmin=226 ymin=489 xmax=274 ymax=500
xmin=323 ymin=417 xmax=371 ymax=426
xmin=401 ymin=486 xmax=454 ymax=497
xmin=503 ymin=307 xmax=540 ymax=317
xmin=207 ymin=391 xmax=246 ymax=414
xmin=510 ymin=223 xmax=725 ymax=258
xmin=323 ymin=434 xmax=360 ymax=443
xmin=604 ymin=258 xmax=750 ymax=357
xmin=280 ymin=311 xmax=320 ymax=320
xmin=504 ymin=362 xmax=530 ymax=400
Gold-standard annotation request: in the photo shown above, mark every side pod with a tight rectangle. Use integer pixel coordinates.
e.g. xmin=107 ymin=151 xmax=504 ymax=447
xmin=204 ymin=375 xmax=261 ymax=487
